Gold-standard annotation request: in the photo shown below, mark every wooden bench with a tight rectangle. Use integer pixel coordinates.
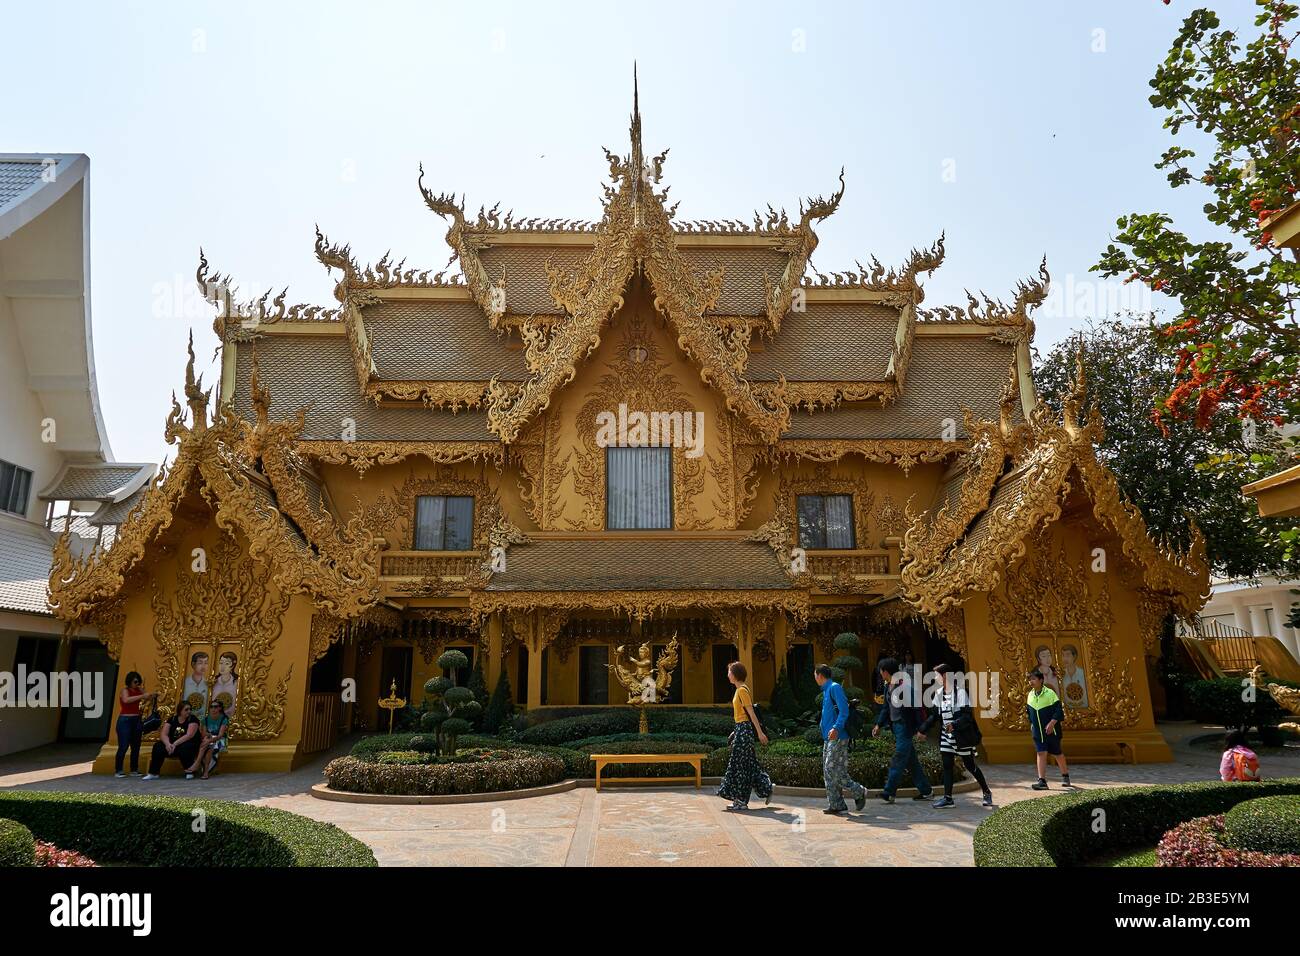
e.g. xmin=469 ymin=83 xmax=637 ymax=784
xmin=589 ymin=753 xmax=708 ymax=791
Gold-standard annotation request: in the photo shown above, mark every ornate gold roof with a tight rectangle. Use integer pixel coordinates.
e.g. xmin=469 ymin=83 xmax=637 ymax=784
xmin=899 ymin=355 xmax=1211 ymax=619
xmin=47 ymin=337 xmax=383 ymax=629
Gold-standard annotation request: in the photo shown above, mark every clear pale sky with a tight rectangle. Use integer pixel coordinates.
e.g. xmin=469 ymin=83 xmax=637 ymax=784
xmin=2 ymin=0 xmax=1258 ymax=464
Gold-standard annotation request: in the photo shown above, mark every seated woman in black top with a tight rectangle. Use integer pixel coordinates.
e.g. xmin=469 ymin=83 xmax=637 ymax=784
xmin=143 ymin=701 xmax=202 ymax=780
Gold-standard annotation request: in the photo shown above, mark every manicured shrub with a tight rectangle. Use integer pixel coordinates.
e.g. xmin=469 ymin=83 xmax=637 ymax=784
xmin=0 ymin=791 xmax=375 ymax=867
xmin=832 ymin=632 xmax=864 ymax=692
xmin=325 ymin=752 xmax=566 ymax=796
xmin=1183 ymin=677 xmax=1296 ymax=731
xmin=1158 ymin=814 xmax=1300 ymax=867
xmin=468 ymin=656 xmax=490 ymax=725
xmin=0 ymin=818 xmax=36 ymax=867
xmin=1223 ymin=795 xmax=1300 ymax=855
xmin=483 ymin=670 xmax=515 ymax=735
xmin=770 ymin=665 xmax=802 ymax=721
xmin=518 ymin=708 xmax=737 ymax=745
xmin=974 ymin=777 xmax=1300 ymax=867
xmin=566 ymin=732 xmax=729 ymax=749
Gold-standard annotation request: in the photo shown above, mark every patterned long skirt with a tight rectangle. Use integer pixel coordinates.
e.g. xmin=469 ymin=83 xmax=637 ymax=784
xmin=716 ymin=722 xmax=773 ymax=807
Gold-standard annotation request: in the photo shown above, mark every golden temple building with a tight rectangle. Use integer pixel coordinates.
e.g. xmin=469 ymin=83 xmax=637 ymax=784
xmin=48 ymin=87 xmax=1209 ymax=773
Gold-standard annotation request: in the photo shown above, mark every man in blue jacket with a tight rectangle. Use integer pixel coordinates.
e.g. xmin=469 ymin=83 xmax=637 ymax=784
xmin=814 ymin=664 xmax=867 ymax=814
xmin=872 ymin=656 xmax=934 ymax=803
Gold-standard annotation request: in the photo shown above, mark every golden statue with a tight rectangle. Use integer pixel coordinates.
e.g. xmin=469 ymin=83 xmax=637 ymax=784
xmin=608 ymin=636 xmax=680 ymax=734
xmin=1251 ymin=665 xmax=1300 ymax=734
xmin=378 ymin=678 xmax=407 ymax=734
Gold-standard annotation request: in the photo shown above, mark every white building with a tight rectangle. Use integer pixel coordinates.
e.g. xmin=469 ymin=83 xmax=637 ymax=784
xmin=1195 ymin=575 xmax=1299 ymax=660
xmin=0 ymin=154 xmax=152 ymax=755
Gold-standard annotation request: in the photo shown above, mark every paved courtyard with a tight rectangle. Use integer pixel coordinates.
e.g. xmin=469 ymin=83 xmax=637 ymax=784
xmin=2 ymin=723 xmax=1295 ymax=866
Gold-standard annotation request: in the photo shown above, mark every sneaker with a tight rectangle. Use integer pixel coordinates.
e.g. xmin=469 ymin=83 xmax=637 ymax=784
xmin=185 ymin=773 xmax=194 ymax=780
xmin=1031 ymin=779 xmax=1049 ymax=791
xmin=1061 ymin=776 xmax=1074 ymax=789
xmin=854 ymin=794 xmax=867 ymax=811
xmin=129 ymin=771 xmax=143 ymax=777
xmin=114 ymin=772 xmax=127 ymax=778
xmin=141 ymin=774 xmax=159 ymax=781
xmin=823 ymin=806 xmax=845 ymax=815
xmin=912 ymin=791 xmax=934 ymax=800
xmin=982 ymin=791 xmax=994 ymax=808
xmin=932 ymin=796 xmax=955 ymax=809
xmin=879 ymin=793 xmax=896 ymax=804
xmin=724 ymin=801 xmax=748 ymax=812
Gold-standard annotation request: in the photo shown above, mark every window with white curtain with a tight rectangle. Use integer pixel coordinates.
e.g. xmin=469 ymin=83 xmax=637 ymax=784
xmin=606 ymin=447 xmax=672 ymax=529
xmin=414 ymin=495 xmax=474 ymax=550
xmin=796 ymin=493 xmax=855 ymax=549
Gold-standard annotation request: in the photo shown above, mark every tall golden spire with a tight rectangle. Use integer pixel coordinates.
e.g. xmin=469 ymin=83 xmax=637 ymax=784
xmin=630 ymin=63 xmax=643 ymax=218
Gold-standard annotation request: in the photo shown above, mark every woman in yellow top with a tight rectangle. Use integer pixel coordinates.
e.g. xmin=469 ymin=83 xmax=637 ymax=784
xmin=716 ymin=662 xmax=772 ymax=812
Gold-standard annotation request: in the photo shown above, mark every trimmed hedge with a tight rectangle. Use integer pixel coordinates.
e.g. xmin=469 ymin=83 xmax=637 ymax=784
xmin=325 ymin=752 xmax=567 ymax=796
xmin=701 ymin=735 xmax=948 ymax=789
xmin=518 ymin=708 xmax=738 ymax=745
xmin=1223 ymin=795 xmax=1300 ymax=855
xmin=974 ymin=778 xmax=1300 ymax=867
xmin=567 ymin=732 xmax=729 ymax=750
xmin=0 ymin=791 xmax=375 ymax=867
xmin=0 ymin=818 xmax=36 ymax=867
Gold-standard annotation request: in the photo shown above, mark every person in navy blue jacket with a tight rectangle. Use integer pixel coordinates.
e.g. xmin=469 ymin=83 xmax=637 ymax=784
xmin=871 ymin=657 xmax=933 ymax=803
xmin=1026 ymin=668 xmax=1071 ymax=790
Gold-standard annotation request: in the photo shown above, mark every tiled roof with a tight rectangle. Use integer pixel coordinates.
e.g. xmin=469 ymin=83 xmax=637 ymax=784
xmin=746 ymin=302 xmax=900 ymax=381
xmin=364 ymin=299 xmax=528 ymax=381
xmin=0 ymin=160 xmax=45 ymax=211
xmin=954 ymin=462 xmax=1034 ymax=555
xmin=782 ymin=336 xmax=1018 ymax=441
xmin=40 ymin=463 xmax=154 ymax=502
xmin=232 ymin=336 xmax=498 ymax=443
xmin=478 ymin=245 xmax=590 ymax=315
xmin=0 ymin=519 xmax=56 ymax=615
xmin=88 ymin=487 xmax=147 ymax=526
xmin=487 ymin=537 xmax=793 ymax=591
xmin=680 ymin=247 xmax=792 ymax=316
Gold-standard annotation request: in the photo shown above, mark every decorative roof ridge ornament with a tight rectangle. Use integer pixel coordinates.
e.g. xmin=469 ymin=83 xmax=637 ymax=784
xmin=917 ymin=255 xmax=1049 ymax=347
xmin=814 ymin=231 xmax=946 ymax=304
xmin=417 ymin=163 xmax=508 ymax=327
xmin=199 ymin=248 xmax=339 ymax=342
xmin=762 ymin=168 xmax=846 ymax=334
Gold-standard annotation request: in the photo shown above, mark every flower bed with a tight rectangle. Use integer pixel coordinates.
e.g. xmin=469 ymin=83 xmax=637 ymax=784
xmin=1157 ymin=814 xmax=1300 ymax=867
xmin=35 ymin=841 xmax=97 ymax=867
xmin=0 ymin=792 xmax=375 ymax=867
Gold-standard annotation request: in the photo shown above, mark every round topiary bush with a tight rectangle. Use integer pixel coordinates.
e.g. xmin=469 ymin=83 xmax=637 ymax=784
xmin=0 ymin=818 xmax=36 ymax=867
xmin=1223 ymin=795 xmax=1300 ymax=855
xmin=0 ymin=792 xmax=374 ymax=866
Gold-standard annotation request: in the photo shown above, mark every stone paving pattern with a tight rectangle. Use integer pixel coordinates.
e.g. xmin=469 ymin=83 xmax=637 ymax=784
xmin=3 ymin=723 xmax=1296 ymax=866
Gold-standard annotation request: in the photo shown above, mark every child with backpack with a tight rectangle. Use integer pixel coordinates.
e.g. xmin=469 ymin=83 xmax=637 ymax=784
xmin=1219 ymin=729 xmax=1261 ymax=781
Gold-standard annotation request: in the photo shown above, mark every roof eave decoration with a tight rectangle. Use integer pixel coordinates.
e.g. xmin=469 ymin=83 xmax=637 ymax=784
xmin=198 ymin=249 xmax=340 ymax=344
xmin=474 ymin=75 xmax=794 ymax=445
xmin=48 ymin=336 xmax=383 ymax=626
xmin=899 ymin=354 xmax=1210 ymax=619
xmin=917 ymin=255 xmax=1049 ymax=349
xmin=417 ymin=164 xmax=508 ymax=328
xmin=762 ymin=169 xmax=845 ymax=336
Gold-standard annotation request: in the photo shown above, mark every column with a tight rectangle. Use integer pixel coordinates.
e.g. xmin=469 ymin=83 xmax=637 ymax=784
xmin=772 ymin=614 xmax=789 ymax=678
xmin=1270 ymin=592 xmax=1299 ymax=659
xmin=736 ymin=612 xmax=755 ymax=689
xmin=1249 ymin=605 xmax=1270 ymax=639
xmin=1231 ymin=597 xmax=1252 ymax=635
xmin=486 ymin=613 xmax=503 ymax=688
xmin=526 ymin=612 xmax=545 ymax=712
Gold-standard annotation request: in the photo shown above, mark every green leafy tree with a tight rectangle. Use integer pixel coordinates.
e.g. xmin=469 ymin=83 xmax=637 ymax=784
xmin=1094 ymin=1 xmax=1299 ymax=431
xmin=1035 ymin=318 xmax=1299 ymax=578
xmin=483 ymin=668 xmax=515 ymax=735
xmin=418 ymin=649 xmax=482 ymax=755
